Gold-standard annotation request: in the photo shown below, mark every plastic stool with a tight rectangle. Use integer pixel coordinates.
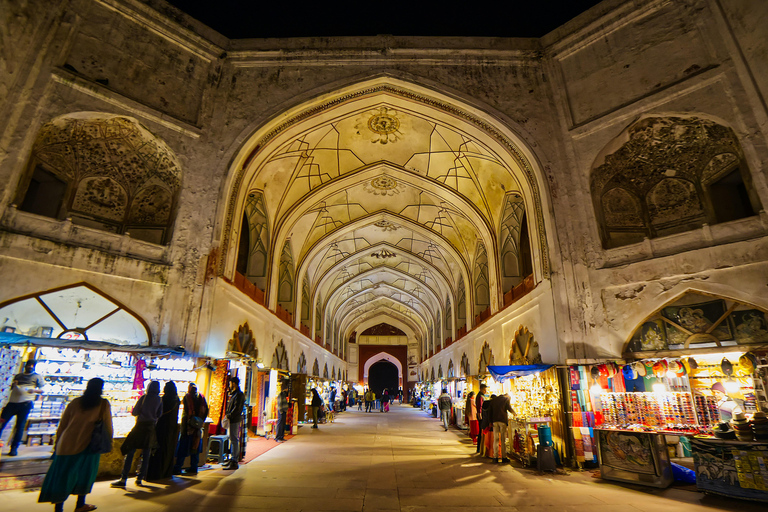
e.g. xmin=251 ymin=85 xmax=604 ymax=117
xmin=207 ymin=435 xmax=229 ymax=464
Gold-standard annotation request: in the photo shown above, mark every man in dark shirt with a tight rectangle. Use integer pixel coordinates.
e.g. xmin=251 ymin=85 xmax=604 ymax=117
xmin=489 ymin=393 xmax=515 ymax=463
xmin=225 ymin=376 xmax=245 ymax=470
xmin=474 ymin=383 xmax=487 ymax=454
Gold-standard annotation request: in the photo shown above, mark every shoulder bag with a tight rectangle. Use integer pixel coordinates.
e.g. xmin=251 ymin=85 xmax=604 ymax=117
xmin=88 ymin=400 xmax=113 ymax=454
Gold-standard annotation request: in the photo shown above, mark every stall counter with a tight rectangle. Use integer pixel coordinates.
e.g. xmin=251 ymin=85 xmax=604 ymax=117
xmin=595 ymin=428 xmax=673 ymax=488
xmin=691 ymin=437 xmax=768 ymax=503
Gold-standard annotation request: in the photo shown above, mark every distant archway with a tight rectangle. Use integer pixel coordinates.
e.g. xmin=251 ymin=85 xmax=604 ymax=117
xmin=368 ymin=361 xmax=399 ymax=397
xmin=363 ymin=351 xmax=403 ymax=386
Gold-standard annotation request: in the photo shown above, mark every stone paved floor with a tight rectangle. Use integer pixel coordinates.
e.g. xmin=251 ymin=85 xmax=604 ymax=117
xmin=3 ymin=403 xmax=764 ymax=512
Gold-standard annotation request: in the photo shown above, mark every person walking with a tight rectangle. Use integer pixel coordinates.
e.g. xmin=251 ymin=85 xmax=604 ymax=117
xmin=341 ymin=389 xmax=347 ymax=411
xmin=382 ymin=389 xmax=390 ymax=412
xmin=489 ymin=392 xmax=515 ymax=463
xmin=146 ymin=381 xmax=180 ymax=480
xmin=275 ymin=387 xmax=289 ymax=442
xmin=465 ymin=391 xmax=478 ymax=444
xmin=224 ymin=376 xmax=245 ymax=469
xmin=112 ymin=381 xmax=163 ymax=487
xmin=438 ymin=388 xmax=452 ymax=431
xmin=474 ymin=384 xmax=487 ymax=454
xmin=38 ymin=377 xmax=112 ymax=512
xmin=173 ymin=383 xmax=208 ymax=475
xmin=364 ymin=389 xmax=373 ymax=413
xmin=357 ymin=389 xmax=363 ymax=411
xmin=1 ymin=359 xmax=45 ymax=456
xmin=329 ymin=387 xmax=337 ymax=412
xmin=310 ymin=388 xmax=323 ymax=428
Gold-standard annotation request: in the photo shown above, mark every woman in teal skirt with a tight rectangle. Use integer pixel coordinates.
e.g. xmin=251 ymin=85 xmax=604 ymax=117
xmin=39 ymin=378 xmax=113 ymax=512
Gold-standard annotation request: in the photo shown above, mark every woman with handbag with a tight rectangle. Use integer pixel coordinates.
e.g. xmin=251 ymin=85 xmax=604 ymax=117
xmin=146 ymin=381 xmax=180 ymax=480
xmin=38 ymin=377 xmax=113 ymax=512
xmin=112 ymin=381 xmax=163 ymax=487
xmin=173 ymin=382 xmax=208 ymax=475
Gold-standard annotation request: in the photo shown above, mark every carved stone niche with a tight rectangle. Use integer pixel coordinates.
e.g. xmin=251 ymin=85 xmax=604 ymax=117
xmin=591 ymin=116 xmax=761 ymax=249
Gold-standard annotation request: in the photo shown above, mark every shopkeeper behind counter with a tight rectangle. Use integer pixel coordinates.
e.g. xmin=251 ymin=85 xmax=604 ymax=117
xmin=0 ymin=359 xmax=45 ymax=456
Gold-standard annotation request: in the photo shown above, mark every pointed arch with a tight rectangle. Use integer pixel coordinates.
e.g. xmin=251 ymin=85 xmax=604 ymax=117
xmin=277 ymin=240 xmax=295 ymax=314
xmin=478 ymin=341 xmax=494 ymax=375
xmin=499 ymin=192 xmax=531 ymax=294
xmin=473 ymin=242 xmax=490 ymax=317
xmin=237 ymin=191 xmax=270 ymax=290
xmin=312 ymin=358 xmax=320 ymax=377
xmin=297 ymin=351 xmax=307 ymax=374
xmin=271 ymin=340 xmax=289 ymax=370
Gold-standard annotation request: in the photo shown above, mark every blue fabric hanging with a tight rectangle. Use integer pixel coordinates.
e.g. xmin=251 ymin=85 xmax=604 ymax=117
xmin=486 ymin=364 xmax=554 ymax=382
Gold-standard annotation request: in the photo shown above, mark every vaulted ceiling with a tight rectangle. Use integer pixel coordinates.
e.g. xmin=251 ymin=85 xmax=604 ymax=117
xmin=223 ymin=80 xmax=546 ymax=359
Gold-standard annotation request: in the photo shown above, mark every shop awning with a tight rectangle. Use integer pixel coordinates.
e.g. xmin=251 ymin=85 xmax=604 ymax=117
xmin=0 ymin=331 xmax=185 ymax=355
xmin=486 ymin=364 xmax=553 ymax=382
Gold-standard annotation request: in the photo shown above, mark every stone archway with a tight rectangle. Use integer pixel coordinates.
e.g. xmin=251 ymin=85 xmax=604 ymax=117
xmin=362 ymin=351 xmax=403 ymax=388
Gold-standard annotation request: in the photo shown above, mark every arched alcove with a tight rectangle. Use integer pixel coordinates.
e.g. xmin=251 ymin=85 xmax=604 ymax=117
xmin=17 ymin=112 xmax=182 ymax=245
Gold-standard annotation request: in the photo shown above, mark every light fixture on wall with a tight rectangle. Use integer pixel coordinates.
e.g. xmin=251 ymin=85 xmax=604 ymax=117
xmin=255 ymin=359 xmax=265 ymax=369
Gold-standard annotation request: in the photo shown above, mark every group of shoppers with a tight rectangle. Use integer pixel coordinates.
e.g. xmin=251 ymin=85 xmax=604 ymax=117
xmin=33 ymin=375 xmax=222 ymax=512
xmin=467 ymin=384 xmax=515 ymax=463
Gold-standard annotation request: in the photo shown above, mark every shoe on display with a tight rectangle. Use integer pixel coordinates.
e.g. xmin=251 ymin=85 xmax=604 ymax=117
xmin=110 ymin=480 xmax=127 ymax=487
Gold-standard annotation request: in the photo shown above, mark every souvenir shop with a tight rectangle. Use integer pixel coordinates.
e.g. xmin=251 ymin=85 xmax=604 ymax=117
xmin=568 ymin=293 xmax=768 ymax=499
xmin=0 ymin=333 xmax=197 ymax=471
xmin=484 ymin=365 xmax=567 ymax=469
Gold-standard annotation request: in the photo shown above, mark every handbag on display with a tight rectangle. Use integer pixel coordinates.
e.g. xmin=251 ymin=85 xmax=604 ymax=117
xmin=88 ymin=401 xmax=112 ymax=454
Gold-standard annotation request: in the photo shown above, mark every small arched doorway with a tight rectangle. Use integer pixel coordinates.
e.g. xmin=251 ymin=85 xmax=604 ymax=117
xmin=368 ymin=361 xmax=399 ymax=397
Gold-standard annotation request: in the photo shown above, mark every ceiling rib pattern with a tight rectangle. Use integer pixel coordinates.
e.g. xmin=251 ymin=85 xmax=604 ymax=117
xmin=225 ymin=81 xmax=547 ymax=359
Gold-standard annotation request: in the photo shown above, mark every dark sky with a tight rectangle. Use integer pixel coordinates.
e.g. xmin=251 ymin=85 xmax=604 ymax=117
xmin=165 ymin=0 xmax=606 ymax=39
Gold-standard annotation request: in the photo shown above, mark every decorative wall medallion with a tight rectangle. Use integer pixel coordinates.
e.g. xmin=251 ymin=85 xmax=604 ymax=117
xmin=374 ymin=219 xmax=398 ymax=231
xmin=366 ymin=107 xmax=401 ymax=144
xmin=364 ymin=175 xmax=404 ymax=196
xmin=371 ymin=249 xmax=396 ymax=259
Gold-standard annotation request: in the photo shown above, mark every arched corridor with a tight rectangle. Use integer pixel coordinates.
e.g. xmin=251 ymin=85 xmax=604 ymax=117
xmin=4 ymin=405 xmax=764 ymax=512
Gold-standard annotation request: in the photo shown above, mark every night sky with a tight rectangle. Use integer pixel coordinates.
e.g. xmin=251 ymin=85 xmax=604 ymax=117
xmin=165 ymin=0 xmax=606 ymax=39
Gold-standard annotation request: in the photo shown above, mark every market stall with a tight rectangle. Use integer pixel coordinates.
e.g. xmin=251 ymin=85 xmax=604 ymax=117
xmin=572 ymin=293 xmax=768 ymax=492
xmin=486 ymin=365 xmax=567 ymax=468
